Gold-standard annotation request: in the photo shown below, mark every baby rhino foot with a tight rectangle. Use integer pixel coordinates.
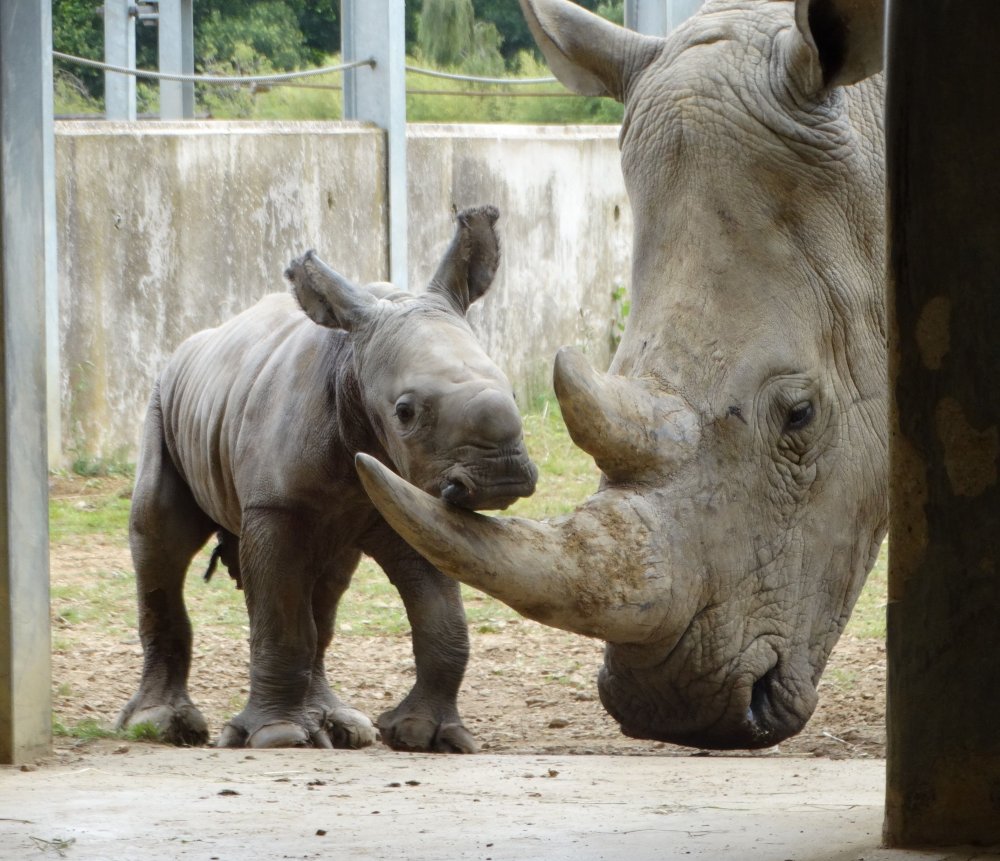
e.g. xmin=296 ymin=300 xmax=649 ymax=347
xmin=326 ymin=706 xmax=378 ymax=749
xmin=216 ymin=707 xmax=377 ymax=750
xmin=377 ymin=705 xmax=478 ymax=754
xmin=116 ymin=701 xmax=209 ymax=747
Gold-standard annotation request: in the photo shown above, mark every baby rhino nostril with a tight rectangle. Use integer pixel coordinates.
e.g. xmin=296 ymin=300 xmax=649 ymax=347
xmin=442 ymin=478 xmax=474 ymax=507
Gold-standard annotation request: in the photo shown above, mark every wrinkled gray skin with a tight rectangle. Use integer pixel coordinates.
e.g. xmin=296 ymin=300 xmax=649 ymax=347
xmin=356 ymin=0 xmax=888 ymax=750
xmin=117 ymin=205 xmax=537 ymax=751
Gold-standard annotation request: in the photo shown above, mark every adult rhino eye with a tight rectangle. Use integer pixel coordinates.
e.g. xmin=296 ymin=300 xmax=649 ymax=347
xmin=395 ymin=400 xmax=415 ymax=423
xmin=785 ymin=400 xmax=815 ymax=432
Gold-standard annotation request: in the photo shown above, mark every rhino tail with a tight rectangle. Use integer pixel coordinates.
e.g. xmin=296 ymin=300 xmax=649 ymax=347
xmin=203 ymin=529 xmax=243 ymax=590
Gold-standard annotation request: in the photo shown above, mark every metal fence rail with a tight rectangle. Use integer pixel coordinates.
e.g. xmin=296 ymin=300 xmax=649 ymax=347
xmin=52 ymin=51 xmax=375 ymax=85
xmin=53 ymin=50 xmax=567 ymax=94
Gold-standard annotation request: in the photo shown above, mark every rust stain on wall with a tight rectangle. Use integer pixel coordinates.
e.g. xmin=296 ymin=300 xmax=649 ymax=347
xmin=915 ymin=296 xmax=950 ymax=370
xmin=889 ymin=429 xmax=928 ymax=603
xmin=935 ymin=397 xmax=999 ymax=497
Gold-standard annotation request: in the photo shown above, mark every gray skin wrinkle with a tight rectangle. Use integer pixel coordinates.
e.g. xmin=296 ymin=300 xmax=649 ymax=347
xmin=117 ymin=206 xmax=538 ymax=751
xmin=354 ymin=0 xmax=888 ymax=751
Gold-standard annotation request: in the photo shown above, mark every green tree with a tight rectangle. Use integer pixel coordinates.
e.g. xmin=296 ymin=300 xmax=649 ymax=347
xmin=52 ymin=0 xmax=104 ymax=97
xmin=197 ymin=2 xmax=309 ymax=72
xmin=418 ymin=0 xmax=476 ymax=67
xmin=471 ymin=0 xmax=617 ymax=64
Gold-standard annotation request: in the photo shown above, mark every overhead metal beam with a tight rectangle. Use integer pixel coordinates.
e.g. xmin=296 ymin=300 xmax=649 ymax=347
xmin=0 ymin=0 xmax=54 ymax=766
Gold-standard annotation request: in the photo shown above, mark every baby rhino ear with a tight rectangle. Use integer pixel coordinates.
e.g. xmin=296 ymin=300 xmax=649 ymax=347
xmin=285 ymin=250 xmax=377 ymax=331
xmin=426 ymin=205 xmax=501 ymax=315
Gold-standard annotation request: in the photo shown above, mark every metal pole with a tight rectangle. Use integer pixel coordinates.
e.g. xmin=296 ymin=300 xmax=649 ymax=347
xmin=158 ymin=0 xmax=195 ymax=119
xmin=0 ymin=0 xmax=54 ymax=765
xmin=103 ymin=0 xmax=136 ymax=120
xmin=342 ymin=0 xmax=408 ymax=288
xmin=625 ymin=0 xmax=702 ymax=35
xmin=625 ymin=0 xmax=666 ymax=35
xmin=884 ymin=0 xmax=1000 ymax=845
xmin=666 ymin=0 xmax=703 ymax=32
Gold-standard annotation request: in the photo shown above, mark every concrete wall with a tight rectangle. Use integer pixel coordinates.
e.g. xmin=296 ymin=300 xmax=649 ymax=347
xmin=406 ymin=125 xmax=631 ymax=407
xmin=55 ymin=121 xmax=630 ymax=464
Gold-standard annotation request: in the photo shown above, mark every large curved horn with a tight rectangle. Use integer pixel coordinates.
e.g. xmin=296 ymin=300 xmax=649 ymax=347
xmin=554 ymin=347 xmax=700 ymax=483
xmin=355 ymin=453 xmax=667 ymax=644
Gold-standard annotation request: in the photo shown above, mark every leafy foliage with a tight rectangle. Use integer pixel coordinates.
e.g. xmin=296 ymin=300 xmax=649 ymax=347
xmin=52 ymin=0 xmax=104 ymax=96
xmin=418 ymin=0 xmax=476 ymax=67
xmin=51 ymin=0 xmax=629 ymax=123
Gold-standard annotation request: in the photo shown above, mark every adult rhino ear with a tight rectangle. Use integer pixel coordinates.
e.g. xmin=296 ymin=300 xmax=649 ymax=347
xmin=285 ymin=250 xmax=377 ymax=331
xmin=518 ymin=0 xmax=662 ymax=102
xmin=426 ymin=205 xmax=501 ymax=315
xmin=792 ymin=0 xmax=885 ymax=90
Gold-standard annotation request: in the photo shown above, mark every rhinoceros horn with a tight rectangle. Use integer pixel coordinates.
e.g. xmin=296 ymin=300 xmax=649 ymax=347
xmin=554 ymin=347 xmax=699 ymax=483
xmin=354 ymin=452 xmax=672 ymax=644
xmin=355 ymin=353 xmax=701 ymax=641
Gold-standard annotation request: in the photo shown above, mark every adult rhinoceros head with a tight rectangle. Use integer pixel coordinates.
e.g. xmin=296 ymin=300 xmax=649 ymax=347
xmin=356 ymin=0 xmax=888 ymax=750
xmin=286 ymin=206 xmax=538 ymax=511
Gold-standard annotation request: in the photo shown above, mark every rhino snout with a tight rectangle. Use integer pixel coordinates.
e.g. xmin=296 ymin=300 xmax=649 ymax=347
xmin=598 ymin=647 xmax=817 ymax=750
xmin=459 ymin=388 xmax=524 ymax=449
xmin=440 ymin=449 xmax=538 ymax=512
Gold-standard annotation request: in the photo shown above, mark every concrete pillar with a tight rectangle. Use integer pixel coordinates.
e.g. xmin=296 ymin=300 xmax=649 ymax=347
xmin=103 ymin=0 xmax=136 ymax=120
xmin=884 ymin=0 xmax=1000 ymax=846
xmin=0 ymin=0 xmax=54 ymax=765
xmin=158 ymin=0 xmax=195 ymax=119
xmin=342 ymin=0 xmax=407 ymax=288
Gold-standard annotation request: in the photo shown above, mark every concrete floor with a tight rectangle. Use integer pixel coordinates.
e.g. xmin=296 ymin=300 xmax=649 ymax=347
xmin=2 ymin=745 xmax=998 ymax=861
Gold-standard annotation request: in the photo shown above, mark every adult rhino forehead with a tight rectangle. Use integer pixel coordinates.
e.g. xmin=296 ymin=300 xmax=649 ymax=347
xmin=613 ymin=2 xmax=885 ymax=397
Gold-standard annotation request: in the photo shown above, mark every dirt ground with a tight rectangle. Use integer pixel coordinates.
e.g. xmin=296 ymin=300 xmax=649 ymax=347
xmin=49 ymin=478 xmax=886 ymax=762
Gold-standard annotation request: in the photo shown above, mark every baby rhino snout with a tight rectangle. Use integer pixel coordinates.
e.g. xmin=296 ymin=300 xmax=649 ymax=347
xmin=462 ymin=387 xmax=523 ymax=448
xmin=441 ymin=387 xmax=537 ymax=510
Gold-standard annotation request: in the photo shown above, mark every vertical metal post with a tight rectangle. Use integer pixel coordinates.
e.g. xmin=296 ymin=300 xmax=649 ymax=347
xmin=625 ymin=0 xmax=702 ymax=35
xmin=0 ymin=0 xmax=54 ymax=765
xmin=103 ymin=0 xmax=136 ymax=120
xmin=884 ymin=0 xmax=1000 ymax=845
xmin=158 ymin=0 xmax=195 ymax=119
xmin=342 ymin=0 xmax=408 ymax=288
xmin=665 ymin=0 xmax=703 ymax=32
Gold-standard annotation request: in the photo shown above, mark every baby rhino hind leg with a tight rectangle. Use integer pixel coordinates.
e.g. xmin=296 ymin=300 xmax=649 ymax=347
xmin=117 ymin=402 xmax=215 ymax=745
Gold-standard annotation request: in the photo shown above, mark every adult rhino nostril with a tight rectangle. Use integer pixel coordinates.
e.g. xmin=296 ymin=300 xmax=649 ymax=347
xmin=747 ymin=665 xmax=780 ymax=743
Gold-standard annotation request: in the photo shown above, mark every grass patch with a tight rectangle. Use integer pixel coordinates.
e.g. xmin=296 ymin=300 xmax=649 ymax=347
xmin=49 ymin=483 xmax=131 ymax=542
xmin=52 ymin=718 xmax=118 ymax=741
xmin=124 ymin=722 xmax=163 ymax=743
xmin=844 ymin=540 xmax=888 ymax=640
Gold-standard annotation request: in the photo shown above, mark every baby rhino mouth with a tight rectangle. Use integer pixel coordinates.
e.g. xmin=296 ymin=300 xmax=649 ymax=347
xmin=440 ymin=452 xmax=538 ymax=511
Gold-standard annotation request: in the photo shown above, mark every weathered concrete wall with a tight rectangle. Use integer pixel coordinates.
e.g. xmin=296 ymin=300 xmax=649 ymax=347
xmin=55 ymin=121 xmax=630 ymax=464
xmin=56 ymin=121 xmax=388 ymax=464
xmin=406 ymin=125 xmax=631 ymax=406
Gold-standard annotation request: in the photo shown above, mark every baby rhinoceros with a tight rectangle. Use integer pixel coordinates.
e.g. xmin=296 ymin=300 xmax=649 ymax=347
xmin=117 ymin=205 xmax=537 ymax=752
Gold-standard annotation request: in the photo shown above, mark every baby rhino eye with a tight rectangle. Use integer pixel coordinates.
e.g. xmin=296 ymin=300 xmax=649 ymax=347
xmin=395 ymin=399 xmax=415 ymax=423
xmin=785 ymin=400 xmax=814 ymax=432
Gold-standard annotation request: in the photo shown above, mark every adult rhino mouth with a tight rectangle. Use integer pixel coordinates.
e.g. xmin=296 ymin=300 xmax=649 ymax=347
xmin=598 ymin=645 xmax=818 ymax=750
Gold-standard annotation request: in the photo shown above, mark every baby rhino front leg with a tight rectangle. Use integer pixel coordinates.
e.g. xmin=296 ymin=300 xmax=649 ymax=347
xmin=365 ymin=532 xmax=479 ymax=754
xmin=216 ymin=510 xmax=377 ymax=749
